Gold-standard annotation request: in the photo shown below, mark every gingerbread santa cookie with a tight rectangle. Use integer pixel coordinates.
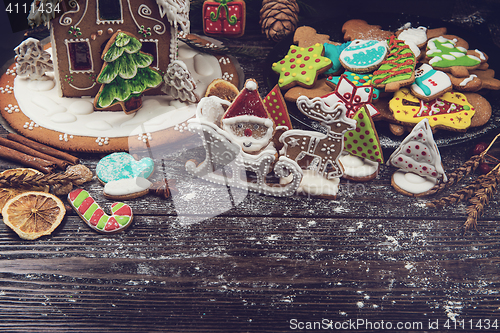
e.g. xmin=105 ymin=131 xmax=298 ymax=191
xmin=221 ymin=79 xmax=275 ymax=154
xmin=387 ymin=119 xmax=447 ymax=197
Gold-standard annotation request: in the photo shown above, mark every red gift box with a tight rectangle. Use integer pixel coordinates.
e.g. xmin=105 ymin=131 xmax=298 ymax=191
xmin=203 ymin=0 xmax=246 ymax=38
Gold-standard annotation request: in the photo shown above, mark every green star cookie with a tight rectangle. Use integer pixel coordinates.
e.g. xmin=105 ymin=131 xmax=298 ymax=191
xmin=272 ymin=43 xmax=332 ymax=90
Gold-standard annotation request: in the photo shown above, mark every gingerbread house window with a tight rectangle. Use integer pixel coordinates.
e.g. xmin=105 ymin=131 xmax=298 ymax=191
xmin=65 ymin=40 xmax=93 ymax=73
xmin=140 ymin=39 xmax=159 ymax=68
xmin=97 ymin=0 xmax=123 ymax=24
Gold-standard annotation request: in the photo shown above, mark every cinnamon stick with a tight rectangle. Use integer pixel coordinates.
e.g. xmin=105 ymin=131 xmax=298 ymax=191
xmin=0 ymin=137 xmax=69 ymax=170
xmin=7 ymin=133 xmax=79 ymax=164
xmin=0 ymin=145 xmax=56 ymax=173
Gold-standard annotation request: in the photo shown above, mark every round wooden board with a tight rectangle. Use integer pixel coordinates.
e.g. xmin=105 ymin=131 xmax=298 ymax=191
xmin=0 ymin=39 xmax=241 ymax=154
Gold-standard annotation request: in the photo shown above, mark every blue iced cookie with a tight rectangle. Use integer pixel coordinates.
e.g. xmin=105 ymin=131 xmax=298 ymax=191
xmin=96 ymin=152 xmax=154 ymax=183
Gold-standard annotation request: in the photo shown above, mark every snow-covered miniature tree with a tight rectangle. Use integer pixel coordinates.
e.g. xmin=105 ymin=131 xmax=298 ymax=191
xmin=93 ymin=31 xmax=163 ymax=114
xmin=157 ymin=0 xmax=198 ymax=102
xmin=162 ymin=60 xmax=197 ymax=102
xmin=387 ymin=118 xmax=447 ymax=196
xmin=14 ymin=38 xmax=53 ymax=80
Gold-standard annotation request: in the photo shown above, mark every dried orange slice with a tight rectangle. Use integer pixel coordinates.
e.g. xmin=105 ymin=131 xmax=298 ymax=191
xmin=2 ymin=191 xmax=66 ymax=240
xmin=0 ymin=168 xmax=49 ymax=211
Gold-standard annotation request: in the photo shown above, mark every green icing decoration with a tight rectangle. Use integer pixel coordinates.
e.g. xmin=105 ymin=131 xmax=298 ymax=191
xmin=73 ymin=190 xmax=89 ymax=208
xmin=372 ymin=36 xmax=415 ymax=86
xmin=272 ymin=44 xmax=332 ymax=88
xmin=344 ymin=106 xmax=384 ymax=163
xmin=427 ymin=36 xmax=481 ymax=68
xmin=95 ymin=32 xmax=162 ymax=110
xmin=115 ymin=216 xmax=131 ymax=226
xmin=97 ymin=214 xmax=109 ymax=230
xmin=83 ymin=203 xmax=99 ymax=221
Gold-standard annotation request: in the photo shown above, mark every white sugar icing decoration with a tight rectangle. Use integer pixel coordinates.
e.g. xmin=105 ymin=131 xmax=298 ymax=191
xmin=339 ymin=154 xmax=378 ymax=178
xmin=104 ymin=177 xmax=152 ymax=196
xmin=193 ymin=54 xmax=214 ymax=76
xmin=398 ymin=26 xmax=427 ymax=46
xmin=27 ymin=79 xmax=55 ymax=91
xmin=31 ymin=95 xmax=67 ymax=115
xmin=50 ymin=113 xmax=77 ymax=123
xmin=459 ymin=74 xmax=478 ymax=86
xmin=13 ymin=44 xmax=222 ymax=138
xmin=68 ymin=100 xmax=94 ymax=115
xmin=86 ymin=120 xmax=113 ymax=131
xmin=388 ymin=118 xmax=447 ymax=195
xmin=392 ymin=169 xmax=437 ymax=194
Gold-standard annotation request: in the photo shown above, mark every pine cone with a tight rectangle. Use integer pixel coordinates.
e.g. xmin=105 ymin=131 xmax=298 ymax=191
xmin=260 ymin=0 xmax=300 ymax=42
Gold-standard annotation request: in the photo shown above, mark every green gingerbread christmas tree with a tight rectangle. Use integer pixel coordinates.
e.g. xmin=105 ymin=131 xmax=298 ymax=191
xmin=344 ymin=106 xmax=384 ymax=163
xmin=94 ymin=31 xmax=163 ymax=114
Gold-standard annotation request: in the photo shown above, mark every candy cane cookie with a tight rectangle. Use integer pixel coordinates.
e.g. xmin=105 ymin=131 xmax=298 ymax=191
xmin=68 ymin=189 xmax=133 ymax=234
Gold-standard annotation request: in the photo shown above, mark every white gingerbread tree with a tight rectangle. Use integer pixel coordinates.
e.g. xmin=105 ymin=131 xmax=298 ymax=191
xmin=388 ymin=118 xmax=447 ymax=182
xmin=14 ymin=38 xmax=53 ymax=80
xmin=158 ymin=0 xmax=197 ymax=102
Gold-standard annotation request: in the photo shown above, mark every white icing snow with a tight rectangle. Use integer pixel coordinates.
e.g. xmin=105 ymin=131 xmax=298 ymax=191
xmin=13 ymin=43 xmax=223 ymax=138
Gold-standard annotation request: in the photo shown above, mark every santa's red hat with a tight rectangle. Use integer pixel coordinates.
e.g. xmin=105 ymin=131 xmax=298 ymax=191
xmin=221 ymin=79 xmax=274 ymax=128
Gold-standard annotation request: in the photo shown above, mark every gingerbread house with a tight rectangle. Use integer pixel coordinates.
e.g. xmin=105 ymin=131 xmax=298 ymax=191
xmin=48 ymin=0 xmax=187 ymax=98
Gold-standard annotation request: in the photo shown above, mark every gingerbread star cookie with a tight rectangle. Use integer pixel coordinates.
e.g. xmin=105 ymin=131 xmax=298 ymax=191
xmin=272 ymin=43 xmax=332 ymax=90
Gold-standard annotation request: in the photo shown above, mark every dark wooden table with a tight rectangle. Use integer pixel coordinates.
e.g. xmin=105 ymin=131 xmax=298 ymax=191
xmin=1 ymin=2 xmax=500 ymax=332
